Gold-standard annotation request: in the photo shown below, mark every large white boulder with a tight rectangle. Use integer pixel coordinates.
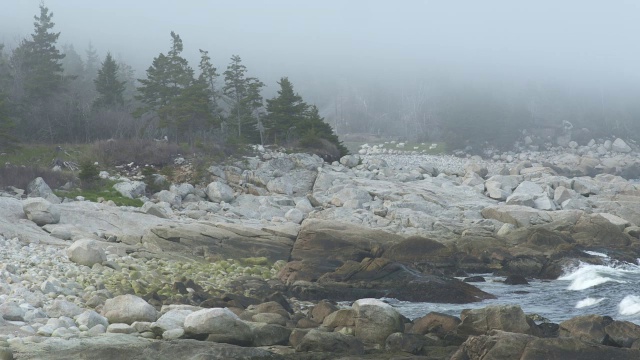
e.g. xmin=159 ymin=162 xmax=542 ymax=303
xmin=27 ymin=177 xmax=61 ymax=203
xmin=103 ymin=294 xmax=158 ymax=324
xmin=150 ymin=309 xmax=193 ymax=335
xmin=66 ymin=239 xmax=106 ymax=267
xmin=612 ymin=138 xmax=632 ymax=153
xmin=340 ymin=155 xmax=360 ymax=168
xmin=23 ymin=197 xmax=60 ymax=226
xmin=75 ymin=310 xmax=109 ymax=329
xmin=113 ymin=181 xmax=146 ymax=199
xmin=205 ymin=181 xmax=234 ymax=203
xmin=353 ymin=298 xmax=403 ymax=345
xmin=183 ymin=308 xmax=253 ymax=345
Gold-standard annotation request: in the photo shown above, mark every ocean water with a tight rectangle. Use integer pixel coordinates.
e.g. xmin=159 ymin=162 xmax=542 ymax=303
xmin=388 ymin=251 xmax=640 ymax=325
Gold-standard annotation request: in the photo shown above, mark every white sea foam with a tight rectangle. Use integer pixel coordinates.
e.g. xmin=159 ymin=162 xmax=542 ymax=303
xmin=583 ymin=251 xmax=609 ymax=258
xmin=619 ymin=295 xmax=640 ymax=316
xmin=575 ymin=297 xmax=605 ymax=308
xmin=558 ymin=262 xmax=637 ymax=290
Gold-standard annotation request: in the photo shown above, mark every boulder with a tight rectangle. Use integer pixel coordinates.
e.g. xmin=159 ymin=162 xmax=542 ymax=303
xmin=282 ymin=219 xmax=404 ymax=283
xmin=410 ymin=311 xmax=461 ymax=336
xmin=247 ymin=322 xmax=291 ymax=346
xmin=309 ymin=301 xmax=338 ymax=323
xmin=612 ymin=138 xmax=632 ymax=153
xmin=457 ymin=305 xmax=536 ymax=336
xmin=451 ymin=331 xmax=640 ymax=360
xmin=75 ymin=310 xmax=109 ymax=329
xmin=0 ymin=302 xmax=24 ymax=321
xmin=385 ymin=332 xmax=430 ymax=354
xmin=353 ymin=298 xmax=404 ymax=345
xmin=23 ymin=198 xmax=60 ymax=226
xmin=103 ymin=295 xmax=158 ymax=325
xmin=150 ymin=309 xmax=192 ymax=335
xmin=27 ymin=177 xmax=60 ymax=203
xmin=339 ymin=154 xmax=360 ymax=168
xmin=183 ymin=308 xmax=253 ymax=346
xmin=113 ymin=181 xmax=146 ymax=199
xmin=295 ymin=329 xmax=365 ymax=355
xmin=322 ymin=309 xmax=356 ymax=328
xmin=205 ymin=181 xmax=234 ymax=203
xmin=557 ymin=315 xmax=640 ymax=347
xmin=153 ymin=190 xmax=181 ymax=208
xmin=66 ymin=239 xmax=106 ymax=267
xmin=170 ymin=183 xmax=195 ymax=199
xmin=44 ymin=300 xmax=83 ymax=318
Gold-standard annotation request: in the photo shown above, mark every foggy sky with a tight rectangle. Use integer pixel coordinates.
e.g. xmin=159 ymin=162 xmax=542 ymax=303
xmin=2 ymin=0 xmax=640 ymax=91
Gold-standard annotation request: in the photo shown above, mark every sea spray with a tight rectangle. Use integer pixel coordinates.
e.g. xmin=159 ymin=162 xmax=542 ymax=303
xmin=575 ymin=297 xmax=606 ymax=308
xmin=619 ymin=295 xmax=640 ymax=316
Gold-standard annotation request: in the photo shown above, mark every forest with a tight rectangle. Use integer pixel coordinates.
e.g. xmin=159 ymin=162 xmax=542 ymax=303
xmin=1 ymin=2 xmax=640 ymax=157
xmin=0 ymin=4 xmax=346 ymax=159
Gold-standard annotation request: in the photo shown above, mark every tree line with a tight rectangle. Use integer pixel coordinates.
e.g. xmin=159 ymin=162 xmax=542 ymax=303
xmin=0 ymin=3 xmax=347 ymax=158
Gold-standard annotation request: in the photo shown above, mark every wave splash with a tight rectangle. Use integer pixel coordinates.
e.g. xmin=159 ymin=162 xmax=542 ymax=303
xmin=619 ymin=295 xmax=640 ymax=316
xmin=558 ymin=254 xmax=640 ymax=291
xmin=575 ymin=297 xmax=606 ymax=308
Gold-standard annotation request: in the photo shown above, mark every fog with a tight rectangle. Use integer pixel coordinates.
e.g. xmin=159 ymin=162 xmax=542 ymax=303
xmin=3 ymin=0 xmax=640 ymax=144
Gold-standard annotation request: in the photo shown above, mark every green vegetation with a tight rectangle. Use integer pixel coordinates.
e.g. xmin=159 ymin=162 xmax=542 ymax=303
xmin=56 ymin=186 xmax=144 ymax=207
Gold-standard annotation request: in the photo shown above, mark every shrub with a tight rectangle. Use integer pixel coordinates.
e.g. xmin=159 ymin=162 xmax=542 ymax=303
xmin=0 ymin=165 xmax=73 ymax=190
xmin=90 ymin=139 xmax=180 ymax=166
xmin=78 ymin=161 xmax=100 ymax=183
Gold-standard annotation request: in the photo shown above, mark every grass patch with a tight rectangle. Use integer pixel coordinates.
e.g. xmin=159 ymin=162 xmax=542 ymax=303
xmin=0 ymin=143 xmax=89 ymax=168
xmin=56 ymin=184 xmax=144 ymax=207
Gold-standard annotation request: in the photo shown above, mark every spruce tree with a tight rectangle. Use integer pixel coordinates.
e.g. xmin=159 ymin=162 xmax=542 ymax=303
xmin=136 ymin=32 xmax=212 ymax=142
xmin=265 ymin=77 xmax=347 ymax=158
xmin=93 ymin=52 xmax=125 ymax=108
xmin=0 ymin=45 xmax=18 ymax=152
xmin=265 ymin=77 xmax=306 ymax=144
xmin=18 ymin=3 xmax=65 ymax=101
xmin=222 ymin=55 xmax=263 ymax=142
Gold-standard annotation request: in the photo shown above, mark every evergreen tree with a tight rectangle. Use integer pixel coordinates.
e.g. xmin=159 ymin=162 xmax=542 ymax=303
xmin=115 ymin=56 xmax=137 ymax=103
xmin=198 ymin=49 xmax=222 ymax=124
xmin=61 ymin=44 xmax=84 ymax=80
xmin=265 ymin=77 xmax=347 ymax=157
xmin=265 ymin=77 xmax=306 ymax=144
xmin=93 ymin=52 xmax=125 ymax=108
xmin=222 ymin=55 xmax=263 ymax=141
xmin=0 ymin=45 xmax=18 ymax=152
xmin=136 ymin=32 xmax=212 ymax=142
xmin=17 ymin=3 xmax=65 ymax=101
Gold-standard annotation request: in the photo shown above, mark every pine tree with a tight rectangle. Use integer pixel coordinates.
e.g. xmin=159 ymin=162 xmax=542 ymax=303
xmin=265 ymin=77 xmax=347 ymax=158
xmin=198 ymin=49 xmax=222 ymax=125
xmin=93 ymin=52 xmax=125 ymax=109
xmin=17 ymin=3 xmax=65 ymax=101
xmin=222 ymin=55 xmax=263 ymax=142
xmin=136 ymin=32 xmax=212 ymax=142
xmin=0 ymin=45 xmax=18 ymax=152
xmin=265 ymin=77 xmax=306 ymax=144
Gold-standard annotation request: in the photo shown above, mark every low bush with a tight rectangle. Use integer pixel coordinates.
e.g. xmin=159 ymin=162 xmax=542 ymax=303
xmin=0 ymin=165 xmax=74 ymax=190
xmin=90 ymin=139 xmax=180 ymax=166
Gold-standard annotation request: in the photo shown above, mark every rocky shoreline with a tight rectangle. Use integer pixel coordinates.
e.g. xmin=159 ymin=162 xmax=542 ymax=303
xmin=2 ymin=138 xmax=640 ymax=358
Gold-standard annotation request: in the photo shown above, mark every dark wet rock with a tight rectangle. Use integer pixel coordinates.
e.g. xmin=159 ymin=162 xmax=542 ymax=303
xmin=503 ymin=275 xmax=529 ymax=285
xmin=287 ymin=257 xmax=494 ymax=303
xmin=463 ymin=276 xmax=486 ymax=283
xmin=410 ymin=312 xmax=461 ymax=336
xmin=451 ymin=330 xmax=640 ymax=360
xmin=457 ymin=305 xmax=538 ymax=336
xmin=295 ymin=329 xmax=365 ymax=355
xmin=384 ymin=332 xmax=429 ymax=354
